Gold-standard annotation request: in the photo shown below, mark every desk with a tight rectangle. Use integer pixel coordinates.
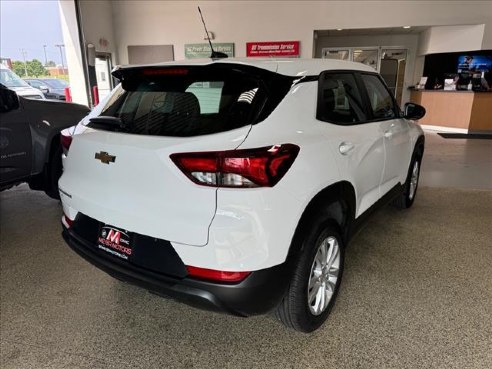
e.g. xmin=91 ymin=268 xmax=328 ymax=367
xmin=410 ymin=90 xmax=492 ymax=133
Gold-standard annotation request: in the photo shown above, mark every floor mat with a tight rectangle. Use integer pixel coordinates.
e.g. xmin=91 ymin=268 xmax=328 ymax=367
xmin=438 ymin=132 xmax=492 ymax=139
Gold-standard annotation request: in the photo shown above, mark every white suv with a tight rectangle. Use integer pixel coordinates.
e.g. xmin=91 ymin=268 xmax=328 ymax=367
xmin=59 ymin=58 xmax=425 ymax=332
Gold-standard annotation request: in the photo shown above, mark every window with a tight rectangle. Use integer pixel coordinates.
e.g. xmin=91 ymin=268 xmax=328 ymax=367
xmin=317 ymin=73 xmax=367 ymax=124
xmin=361 ymin=74 xmax=396 ymax=120
xmin=29 ymin=80 xmax=43 ymax=88
xmin=0 ymin=68 xmax=29 ymax=88
xmin=185 ymin=81 xmax=224 ymax=114
xmin=91 ymin=65 xmax=293 ymax=137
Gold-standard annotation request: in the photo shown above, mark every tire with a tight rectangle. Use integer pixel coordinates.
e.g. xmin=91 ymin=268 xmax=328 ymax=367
xmin=275 ymin=220 xmax=345 ymax=333
xmin=393 ymin=150 xmax=422 ymax=209
xmin=44 ymin=144 xmax=63 ymax=199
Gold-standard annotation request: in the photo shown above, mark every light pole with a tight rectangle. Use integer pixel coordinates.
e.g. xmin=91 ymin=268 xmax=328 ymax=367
xmin=20 ymin=49 xmax=28 ymax=77
xmin=43 ymin=45 xmax=48 ymax=66
xmin=54 ymin=44 xmax=65 ymax=74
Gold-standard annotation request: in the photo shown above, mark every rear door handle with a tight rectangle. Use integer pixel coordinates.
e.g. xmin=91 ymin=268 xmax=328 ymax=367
xmin=339 ymin=142 xmax=355 ymax=155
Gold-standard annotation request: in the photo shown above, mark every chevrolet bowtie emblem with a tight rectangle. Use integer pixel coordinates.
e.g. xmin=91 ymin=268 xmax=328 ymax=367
xmin=95 ymin=151 xmax=116 ymax=164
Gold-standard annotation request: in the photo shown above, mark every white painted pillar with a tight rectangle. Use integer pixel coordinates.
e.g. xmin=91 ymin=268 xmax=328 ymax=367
xmin=58 ymin=0 xmax=89 ymax=106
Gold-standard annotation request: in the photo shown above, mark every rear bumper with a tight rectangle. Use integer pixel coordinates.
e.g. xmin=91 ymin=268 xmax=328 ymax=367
xmin=62 ymin=226 xmax=292 ymax=316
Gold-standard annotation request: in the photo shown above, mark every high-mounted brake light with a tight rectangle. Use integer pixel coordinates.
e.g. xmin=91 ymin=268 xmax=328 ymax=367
xmin=142 ymin=68 xmax=189 ymax=76
xmin=60 ymin=133 xmax=72 ymax=155
xmin=170 ymin=144 xmax=300 ymax=188
xmin=186 ymin=266 xmax=251 ymax=283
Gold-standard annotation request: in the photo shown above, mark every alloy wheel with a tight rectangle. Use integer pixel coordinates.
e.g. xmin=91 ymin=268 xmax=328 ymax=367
xmin=409 ymin=160 xmax=419 ymax=200
xmin=307 ymin=236 xmax=340 ymax=316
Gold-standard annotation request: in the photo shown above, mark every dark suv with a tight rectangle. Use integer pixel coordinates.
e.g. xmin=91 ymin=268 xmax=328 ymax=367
xmin=25 ymin=78 xmax=69 ymax=100
xmin=0 ymin=83 xmax=89 ymax=198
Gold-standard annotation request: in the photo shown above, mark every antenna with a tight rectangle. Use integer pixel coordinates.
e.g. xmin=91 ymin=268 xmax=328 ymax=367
xmin=198 ymin=6 xmax=228 ymax=59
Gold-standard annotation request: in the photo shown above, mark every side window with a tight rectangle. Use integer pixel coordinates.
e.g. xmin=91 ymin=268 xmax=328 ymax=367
xmin=186 ymin=81 xmax=224 ymax=114
xmin=361 ymin=74 xmax=396 ymax=120
xmin=31 ymin=81 xmax=43 ymax=88
xmin=317 ymin=73 xmax=367 ymax=124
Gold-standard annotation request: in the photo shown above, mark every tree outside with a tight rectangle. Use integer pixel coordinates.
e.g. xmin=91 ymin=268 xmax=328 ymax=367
xmin=11 ymin=59 xmax=49 ymax=77
xmin=12 ymin=60 xmax=27 ymax=76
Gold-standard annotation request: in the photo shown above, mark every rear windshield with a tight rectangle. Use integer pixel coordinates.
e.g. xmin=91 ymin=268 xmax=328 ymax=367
xmin=89 ymin=64 xmax=294 ymax=137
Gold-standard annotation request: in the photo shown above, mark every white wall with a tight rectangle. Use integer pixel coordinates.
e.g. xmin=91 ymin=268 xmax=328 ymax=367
xmin=418 ymin=25 xmax=486 ymax=55
xmin=62 ymin=0 xmax=492 ymax=105
xmin=109 ymin=0 xmax=492 ymax=64
xmin=78 ymin=0 xmax=118 ymax=62
xmin=58 ymin=0 xmax=118 ymax=105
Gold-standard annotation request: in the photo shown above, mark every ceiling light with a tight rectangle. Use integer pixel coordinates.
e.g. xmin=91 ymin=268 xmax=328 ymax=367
xmin=337 ymin=29 xmax=343 ymax=31
xmin=403 ymin=26 xmax=411 ymax=29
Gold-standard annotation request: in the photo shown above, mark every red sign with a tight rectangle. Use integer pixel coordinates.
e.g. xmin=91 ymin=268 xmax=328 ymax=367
xmin=246 ymin=41 xmax=300 ymax=57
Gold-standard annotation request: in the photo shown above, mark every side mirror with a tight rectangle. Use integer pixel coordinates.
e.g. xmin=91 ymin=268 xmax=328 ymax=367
xmin=0 ymin=87 xmax=20 ymax=113
xmin=40 ymin=86 xmax=49 ymax=94
xmin=404 ymin=102 xmax=426 ymax=120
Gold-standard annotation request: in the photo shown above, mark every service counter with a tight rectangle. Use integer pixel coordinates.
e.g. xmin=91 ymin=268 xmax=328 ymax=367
xmin=410 ymin=90 xmax=492 ymax=133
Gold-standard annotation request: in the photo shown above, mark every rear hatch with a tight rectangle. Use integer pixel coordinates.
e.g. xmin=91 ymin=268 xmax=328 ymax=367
xmin=60 ymin=63 xmax=294 ymax=246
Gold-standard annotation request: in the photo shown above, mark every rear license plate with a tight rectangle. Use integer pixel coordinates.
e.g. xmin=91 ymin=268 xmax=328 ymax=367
xmin=97 ymin=225 xmax=133 ymax=260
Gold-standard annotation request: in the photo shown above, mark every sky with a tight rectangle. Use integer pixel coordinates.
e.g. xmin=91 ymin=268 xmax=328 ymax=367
xmin=0 ymin=0 xmax=64 ymax=64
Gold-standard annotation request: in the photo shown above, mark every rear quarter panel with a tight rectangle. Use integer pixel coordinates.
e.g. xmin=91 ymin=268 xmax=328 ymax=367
xmin=195 ymin=81 xmax=346 ymax=271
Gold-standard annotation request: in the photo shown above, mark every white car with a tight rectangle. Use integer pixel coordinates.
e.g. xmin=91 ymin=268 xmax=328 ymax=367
xmin=0 ymin=64 xmax=45 ymax=100
xmin=59 ymin=58 xmax=425 ymax=332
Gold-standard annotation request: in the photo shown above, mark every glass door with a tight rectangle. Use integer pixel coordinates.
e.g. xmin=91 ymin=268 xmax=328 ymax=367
xmin=380 ymin=49 xmax=407 ymax=105
xmin=320 ymin=46 xmax=408 ymax=105
xmin=352 ymin=48 xmax=379 ymax=70
xmin=95 ymin=53 xmax=113 ymax=101
xmin=322 ymin=48 xmax=351 ymax=61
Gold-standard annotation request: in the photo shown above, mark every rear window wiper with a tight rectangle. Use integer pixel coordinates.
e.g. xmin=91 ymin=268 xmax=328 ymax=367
xmin=88 ymin=116 xmax=128 ymax=132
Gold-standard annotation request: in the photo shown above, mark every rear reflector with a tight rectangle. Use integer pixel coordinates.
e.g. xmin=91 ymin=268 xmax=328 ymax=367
xmin=60 ymin=133 xmax=72 ymax=155
xmin=171 ymin=144 xmax=299 ymax=188
xmin=186 ymin=266 xmax=251 ymax=283
xmin=62 ymin=214 xmax=73 ymax=228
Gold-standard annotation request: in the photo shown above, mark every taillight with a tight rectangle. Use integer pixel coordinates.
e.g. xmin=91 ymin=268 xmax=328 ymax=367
xmin=186 ymin=266 xmax=251 ymax=283
xmin=170 ymin=144 xmax=299 ymax=188
xmin=60 ymin=133 xmax=72 ymax=155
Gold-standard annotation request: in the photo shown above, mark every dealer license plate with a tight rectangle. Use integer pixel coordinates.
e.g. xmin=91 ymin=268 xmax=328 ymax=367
xmin=97 ymin=225 xmax=133 ymax=260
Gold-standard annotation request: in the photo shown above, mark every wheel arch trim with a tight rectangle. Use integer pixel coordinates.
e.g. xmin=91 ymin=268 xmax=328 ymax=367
xmin=287 ymin=180 xmax=356 ymax=261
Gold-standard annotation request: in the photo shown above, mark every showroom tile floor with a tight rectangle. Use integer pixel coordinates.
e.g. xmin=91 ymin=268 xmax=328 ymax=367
xmin=420 ymin=131 xmax=492 ymax=189
xmin=1 ymin=132 xmax=491 ymax=369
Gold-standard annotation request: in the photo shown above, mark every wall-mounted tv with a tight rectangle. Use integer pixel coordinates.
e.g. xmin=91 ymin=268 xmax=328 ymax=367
xmin=457 ymin=55 xmax=492 ymax=73
xmin=423 ymin=50 xmax=492 ymax=90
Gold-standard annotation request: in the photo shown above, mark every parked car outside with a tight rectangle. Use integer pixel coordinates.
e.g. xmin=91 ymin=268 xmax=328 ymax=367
xmin=59 ymin=58 xmax=425 ymax=332
xmin=0 ymin=64 xmax=45 ymax=100
xmin=25 ymin=78 xmax=68 ymax=100
xmin=0 ymin=83 xmax=89 ymax=198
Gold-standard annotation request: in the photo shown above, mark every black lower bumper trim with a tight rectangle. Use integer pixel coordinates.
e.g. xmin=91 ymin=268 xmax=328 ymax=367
xmin=62 ymin=228 xmax=292 ymax=316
